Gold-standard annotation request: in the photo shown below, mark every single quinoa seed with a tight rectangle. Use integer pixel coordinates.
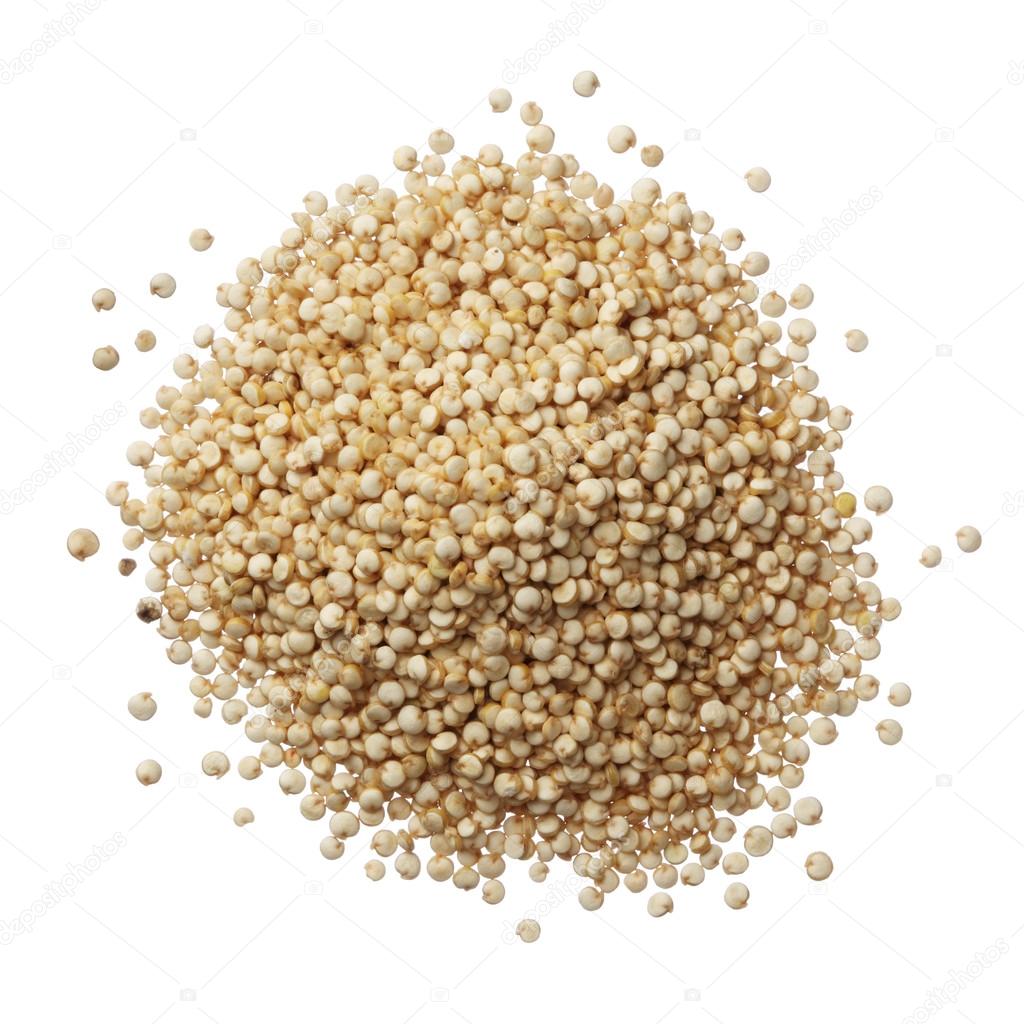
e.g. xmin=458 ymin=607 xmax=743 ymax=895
xmin=92 ymin=346 xmax=119 ymax=371
xmin=127 ymin=692 xmax=157 ymax=721
xmin=744 ymin=167 xmax=771 ymax=192
xmin=845 ymin=329 xmax=869 ymax=352
xmin=488 ymin=88 xmax=512 ymax=112
xmin=516 ymin=919 xmax=541 ymax=942
xmin=572 ymin=70 xmax=600 ymax=97
xmin=149 ymin=273 xmax=176 ymax=298
xmin=920 ymin=545 xmax=942 ymax=568
xmin=67 ymin=528 xmax=99 ymax=561
xmin=189 ymin=228 xmax=214 ymax=251
xmin=92 ymin=287 xmax=116 ymax=311
xmin=233 ymin=807 xmax=255 ymax=827
xmin=135 ymin=330 xmax=157 ymax=352
xmin=956 ymin=526 xmax=982 ymax=553
xmin=136 ymin=759 xmax=162 ymax=786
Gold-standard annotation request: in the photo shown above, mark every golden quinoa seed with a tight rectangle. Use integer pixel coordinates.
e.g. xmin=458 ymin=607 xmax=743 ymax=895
xmin=920 ymin=545 xmax=942 ymax=568
xmin=67 ymin=528 xmax=99 ymax=561
xmin=104 ymin=99 xmax=907 ymax=922
xmin=135 ymin=330 xmax=157 ymax=352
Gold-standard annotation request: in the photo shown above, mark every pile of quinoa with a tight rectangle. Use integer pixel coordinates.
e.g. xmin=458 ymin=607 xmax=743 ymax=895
xmin=78 ymin=74 xmax=932 ymax=928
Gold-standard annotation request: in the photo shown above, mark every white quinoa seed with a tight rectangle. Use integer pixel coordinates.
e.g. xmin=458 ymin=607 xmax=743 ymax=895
xmin=91 ymin=287 xmax=116 ymax=311
xmin=92 ymin=346 xmax=119 ymax=371
xmin=864 ymin=485 xmax=893 ymax=514
xmin=67 ymin=528 xmax=99 ymax=561
xmin=572 ymin=70 xmax=600 ymax=97
xmin=233 ymin=807 xmax=254 ymax=826
xmin=920 ymin=545 xmax=942 ymax=568
xmin=804 ymin=851 xmax=833 ymax=880
xmin=127 ymin=692 xmax=157 ymax=721
xmin=956 ymin=526 xmax=982 ymax=553
xmin=149 ymin=273 xmax=176 ymax=298
xmin=640 ymin=145 xmax=664 ymax=167
xmin=488 ymin=88 xmax=512 ymax=112
xmin=607 ymin=124 xmax=637 ymax=153
xmin=876 ymin=719 xmax=904 ymax=746
xmin=136 ymin=759 xmax=162 ymax=786
xmin=724 ymin=882 xmax=750 ymax=909
xmin=189 ymin=228 xmax=214 ymax=251
xmin=845 ymin=328 xmax=869 ymax=352
xmin=516 ymin=918 xmax=541 ymax=942
xmin=744 ymin=166 xmax=771 ymax=192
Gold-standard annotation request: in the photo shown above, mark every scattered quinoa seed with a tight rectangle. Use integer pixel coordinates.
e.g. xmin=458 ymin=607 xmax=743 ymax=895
xmin=724 ymin=882 xmax=750 ymax=909
xmin=67 ymin=528 xmax=99 ymax=561
xmin=864 ymin=485 xmax=893 ymax=514
xmin=804 ymin=851 xmax=833 ymax=881
xmin=134 ymin=330 xmax=156 ymax=352
xmin=956 ymin=526 xmax=982 ymax=553
xmin=118 ymin=558 xmax=136 ymax=576
xmin=233 ymin=807 xmax=255 ymax=827
xmin=136 ymin=759 xmax=162 ymax=786
xmin=572 ymin=70 xmax=600 ymax=97
xmin=92 ymin=346 xmax=119 ymax=371
xmin=149 ymin=273 xmax=176 ymax=298
xmin=189 ymin=228 xmax=214 ymax=251
xmin=607 ymin=124 xmax=636 ymax=153
xmin=744 ymin=166 xmax=771 ymax=192
xmin=641 ymin=145 xmax=664 ymax=167
xmin=647 ymin=893 xmax=673 ymax=917
xmin=92 ymin=287 xmax=116 ymax=311
xmin=920 ymin=545 xmax=942 ymax=568
xmin=516 ymin=918 xmax=541 ymax=943
xmin=888 ymin=683 xmax=912 ymax=707
xmin=488 ymin=88 xmax=511 ymax=112
xmin=127 ymin=692 xmax=157 ymax=721
xmin=845 ymin=329 xmax=869 ymax=352
xmin=876 ymin=719 xmax=904 ymax=746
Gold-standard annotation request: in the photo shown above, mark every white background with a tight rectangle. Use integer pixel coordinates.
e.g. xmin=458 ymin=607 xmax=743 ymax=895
xmin=1 ymin=0 xmax=1022 ymax=1021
